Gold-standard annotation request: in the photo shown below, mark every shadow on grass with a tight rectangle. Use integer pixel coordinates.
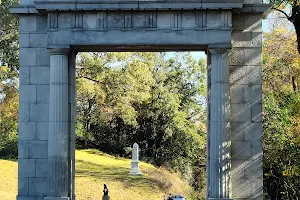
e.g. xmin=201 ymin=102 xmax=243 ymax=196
xmin=76 ymin=159 xmax=170 ymax=190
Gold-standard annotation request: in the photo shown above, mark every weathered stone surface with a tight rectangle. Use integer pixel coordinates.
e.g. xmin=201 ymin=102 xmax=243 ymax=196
xmin=29 ymin=33 xmax=48 ymax=48
xmin=20 ymin=85 xmax=37 ymax=103
xmin=19 ymin=103 xmax=30 ymax=122
xmin=30 ymin=103 xmax=49 ymax=122
xmin=18 ymin=178 xmax=29 ymax=195
xmin=36 ymin=85 xmax=49 ymax=103
xmin=18 ymin=141 xmax=29 ymax=158
xmin=230 ymin=103 xmax=252 ymax=122
xmin=28 ymin=141 xmax=48 ymax=158
xmin=36 ymin=122 xmax=48 ymax=141
xmin=29 ymin=67 xmax=49 ymax=85
xmin=19 ymin=67 xmax=30 ymax=84
xmin=19 ymin=159 xmax=35 ymax=177
xmin=231 ymin=122 xmax=262 ymax=142
xmin=20 ymin=48 xmax=36 ymax=67
xmin=28 ymin=177 xmax=47 ymax=196
xmin=19 ymin=16 xmax=36 ymax=32
xmin=35 ymin=159 xmax=48 ymax=177
xmin=232 ymin=141 xmax=252 ymax=160
xmin=19 ymin=122 xmax=36 ymax=141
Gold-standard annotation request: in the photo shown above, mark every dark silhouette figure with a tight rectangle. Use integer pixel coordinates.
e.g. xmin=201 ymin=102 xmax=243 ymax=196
xmin=167 ymin=194 xmax=173 ymax=200
xmin=103 ymin=184 xmax=109 ymax=196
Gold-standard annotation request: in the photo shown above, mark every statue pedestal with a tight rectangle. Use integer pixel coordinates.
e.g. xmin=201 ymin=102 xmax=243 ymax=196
xmin=129 ymin=160 xmax=142 ymax=175
xmin=102 ymin=196 xmax=110 ymax=200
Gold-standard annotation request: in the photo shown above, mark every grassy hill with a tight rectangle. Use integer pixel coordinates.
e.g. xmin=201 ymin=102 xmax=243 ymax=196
xmin=0 ymin=149 xmax=194 ymax=200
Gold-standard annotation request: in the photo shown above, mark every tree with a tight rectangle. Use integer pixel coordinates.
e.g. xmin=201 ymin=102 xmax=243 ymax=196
xmin=0 ymin=0 xmax=19 ymax=71
xmin=271 ymin=0 xmax=300 ymax=53
xmin=263 ymin=28 xmax=300 ymax=199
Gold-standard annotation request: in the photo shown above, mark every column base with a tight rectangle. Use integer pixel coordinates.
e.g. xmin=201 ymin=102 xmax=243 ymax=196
xmin=44 ymin=197 xmax=70 ymax=200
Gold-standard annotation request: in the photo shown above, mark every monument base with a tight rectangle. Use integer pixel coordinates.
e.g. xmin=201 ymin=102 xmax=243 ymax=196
xmin=129 ymin=160 xmax=142 ymax=175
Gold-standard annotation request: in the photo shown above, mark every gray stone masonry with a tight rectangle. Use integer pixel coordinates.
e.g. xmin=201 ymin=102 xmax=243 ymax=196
xmin=11 ymin=1 xmax=269 ymax=200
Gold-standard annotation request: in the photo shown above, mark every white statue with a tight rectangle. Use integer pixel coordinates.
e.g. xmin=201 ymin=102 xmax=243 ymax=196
xmin=129 ymin=143 xmax=142 ymax=175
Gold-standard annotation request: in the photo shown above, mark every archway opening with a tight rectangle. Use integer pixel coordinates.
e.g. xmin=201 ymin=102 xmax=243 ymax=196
xmin=74 ymin=51 xmax=208 ymax=200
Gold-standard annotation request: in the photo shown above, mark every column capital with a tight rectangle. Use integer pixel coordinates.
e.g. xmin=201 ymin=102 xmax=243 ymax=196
xmin=49 ymin=48 xmax=71 ymax=56
xmin=208 ymin=43 xmax=232 ymax=54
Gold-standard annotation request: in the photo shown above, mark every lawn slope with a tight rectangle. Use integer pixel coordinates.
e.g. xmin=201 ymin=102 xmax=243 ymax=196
xmin=0 ymin=149 xmax=193 ymax=200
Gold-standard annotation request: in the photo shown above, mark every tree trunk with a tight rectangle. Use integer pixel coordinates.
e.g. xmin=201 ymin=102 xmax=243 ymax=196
xmin=292 ymin=5 xmax=300 ymax=54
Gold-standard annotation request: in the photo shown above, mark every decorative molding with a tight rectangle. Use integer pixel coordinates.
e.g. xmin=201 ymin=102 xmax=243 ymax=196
xmin=72 ymin=13 xmax=83 ymax=28
xmin=97 ymin=12 xmax=107 ymax=29
xmin=196 ymin=11 xmax=207 ymax=28
xmin=170 ymin=12 xmax=182 ymax=29
xmin=221 ymin=11 xmax=232 ymax=28
xmin=124 ymin=12 xmax=132 ymax=28
xmin=48 ymin=13 xmax=58 ymax=29
xmin=145 ymin=12 xmax=157 ymax=28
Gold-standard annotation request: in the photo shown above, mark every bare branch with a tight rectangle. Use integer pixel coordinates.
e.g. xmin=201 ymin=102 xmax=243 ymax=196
xmin=272 ymin=7 xmax=291 ymax=19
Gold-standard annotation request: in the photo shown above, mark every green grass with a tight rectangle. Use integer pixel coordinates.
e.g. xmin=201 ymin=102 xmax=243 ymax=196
xmin=0 ymin=149 xmax=194 ymax=200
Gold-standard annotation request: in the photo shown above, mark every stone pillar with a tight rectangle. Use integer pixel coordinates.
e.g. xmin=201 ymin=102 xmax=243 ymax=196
xmin=207 ymin=48 xmax=232 ymax=200
xmin=129 ymin=143 xmax=142 ymax=175
xmin=45 ymin=48 xmax=71 ymax=200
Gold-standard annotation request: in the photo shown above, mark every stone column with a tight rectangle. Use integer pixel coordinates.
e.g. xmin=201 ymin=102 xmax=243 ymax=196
xmin=45 ymin=48 xmax=71 ymax=200
xmin=207 ymin=48 xmax=232 ymax=200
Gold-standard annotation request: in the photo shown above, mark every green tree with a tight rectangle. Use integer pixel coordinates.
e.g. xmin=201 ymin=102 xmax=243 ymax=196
xmin=263 ymin=28 xmax=300 ymax=199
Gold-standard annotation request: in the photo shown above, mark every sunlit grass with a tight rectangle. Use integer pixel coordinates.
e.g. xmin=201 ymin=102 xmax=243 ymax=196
xmin=0 ymin=149 xmax=193 ymax=200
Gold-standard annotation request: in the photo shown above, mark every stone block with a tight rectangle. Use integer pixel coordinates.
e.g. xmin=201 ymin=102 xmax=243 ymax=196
xmin=19 ymin=16 xmax=36 ymax=32
xmin=19 ymin=103 xmax=30 ymax=122
xmin=231 ymin=160 xmax=246 ymax=179
xmin=232 ymin=178 xmax=252 ymax=198
xmin=18 ymin=141 xmax=29 ymax=158
xmin=206 ymin=12 xmax=221 ymax=28
xmin=230 ymin=65 xmax=262 ymax=85
xmin=232 ymin=31 xmax=262 ymax=48
xmin=18 ymin=122 xmax=36 ymax=141
xmin=231 ymin=122 xmax=262 ymax=142
xmin=251 ymin=103 xmax=262 ymax=123
xmin=249 ymin=84 xmax=262 ymax=104
xmin=20 ymin=85 xmax=37 ymax=103
xmin=18 ymin=177 xmax=29 ymax=195
xmin=245 ymin=156 xmax=262 ymax=179
xmin=19 ymin=67 xmax=30 ymax=85
xmin=29 ymin=33 xmax=48 ymax=48
xmin=37 ymin=85 xmax=50 ymax=103
xmin=28 ymin=141 xmax=48 ymax=159
xmin=36 ymin=122 xmax=48 ymax=141
xmin=230 ymin=84 xmax=247 ymax=104
xmin=36 ymin=48 xmax=50 ymax=66
xmin=229 ymin=48 xmax=262 ymax=66
xmin=30 ymin=67 xmax=50 ymax=85
xmin=35 ymin=159 xmax=47 ymax=177
xmin=30 ymin=103 xmax=49 ymax=122
xmin=36 ymin=15 xmax=48 ymax=31
xmin=251 ymin=141 xmax=263 ymax=158
xmin=28 ymin=177 xmax=47 ymax=196
xmin=59 ymin=13 xmax=73 ymax=29
xmin=230 ymin=103 xmax=252 ymax=123
xmin=20 ymin=48 xmax=36 ymax=67
xmin=19 ymin=159 xmax=35 ymax=177
xmin=251 ymin=179 xmax=263 ymax=198
xmin=232 ymin=14 xmax=262 ymax=32
xmin=232 ymin=141 xmax=252 ymax=160
xmin=19 ymin=34 xmax=30 ymax=48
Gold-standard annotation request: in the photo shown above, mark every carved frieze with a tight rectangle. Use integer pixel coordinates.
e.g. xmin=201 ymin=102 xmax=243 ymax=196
xmin=47 ymin=10 xmax=232 ymax=31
